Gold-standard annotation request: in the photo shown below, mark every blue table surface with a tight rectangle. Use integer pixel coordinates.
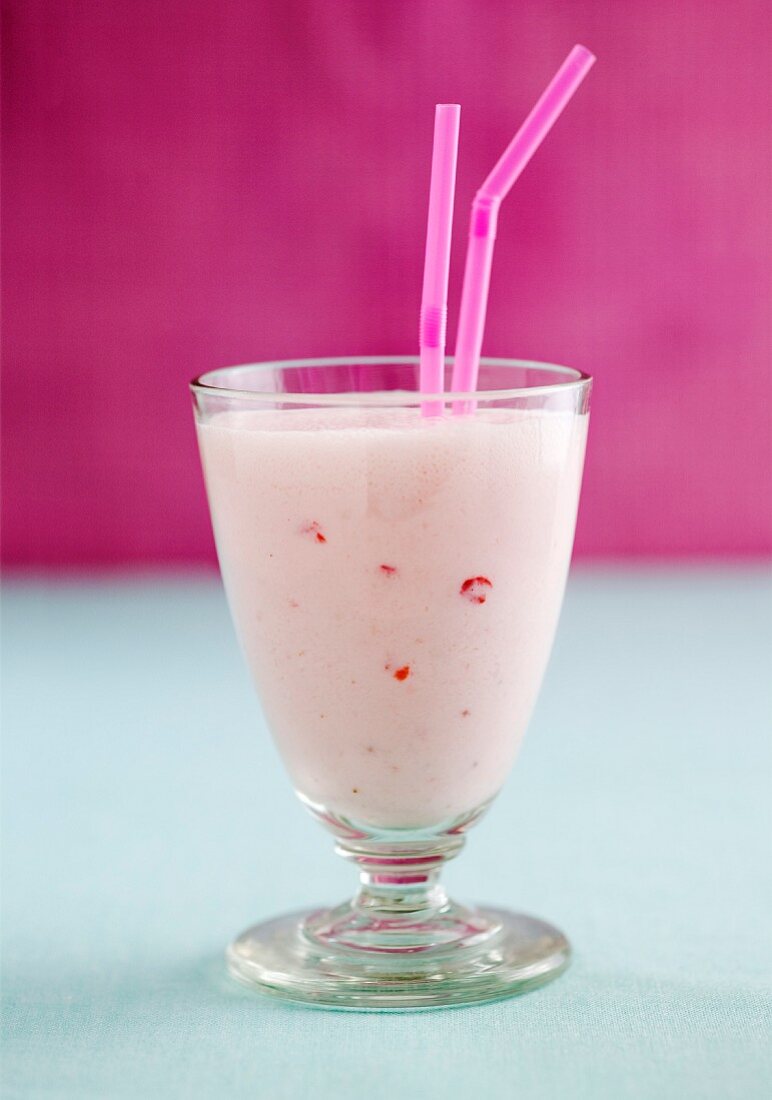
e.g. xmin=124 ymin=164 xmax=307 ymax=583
xmin=2 ymin=569 xmax=771 ymax=1099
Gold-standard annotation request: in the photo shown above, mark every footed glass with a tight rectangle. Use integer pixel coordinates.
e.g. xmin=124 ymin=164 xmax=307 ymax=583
xmin=191 ymin=357 xmax=590 ymax=1009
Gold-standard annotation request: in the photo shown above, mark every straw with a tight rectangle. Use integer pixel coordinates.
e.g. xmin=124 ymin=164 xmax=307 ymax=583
xmin=419 ymin=104 xmax=461 ymax=416
xmin=451 ymin=45 xmax=596 ymax=413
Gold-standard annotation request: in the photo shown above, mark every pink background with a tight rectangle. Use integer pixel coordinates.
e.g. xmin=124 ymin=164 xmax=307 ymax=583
xmin=2 ymin=0 xmax=770 ymax=568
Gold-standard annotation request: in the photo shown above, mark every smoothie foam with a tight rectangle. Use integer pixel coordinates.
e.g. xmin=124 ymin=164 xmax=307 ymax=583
xmin=198 ymin=406 xmax=587 ymax=829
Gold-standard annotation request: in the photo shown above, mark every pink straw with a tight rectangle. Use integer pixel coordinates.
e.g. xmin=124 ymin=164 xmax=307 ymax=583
xmin=419 ymin=104 xmax=461 ymax=416
xmin=451 ymin=45 xmax=595 ymax=413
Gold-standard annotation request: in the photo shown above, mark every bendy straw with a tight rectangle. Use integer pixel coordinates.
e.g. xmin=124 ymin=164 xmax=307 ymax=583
xmin=419 ymin=104 xmax=461 ymax=416
xmin=451 ymin=45 xmax=595 ymax=412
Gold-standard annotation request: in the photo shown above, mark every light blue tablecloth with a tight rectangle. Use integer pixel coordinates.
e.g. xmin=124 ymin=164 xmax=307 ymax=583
xmin=2 ymin=570 xmax=771 ymax=1099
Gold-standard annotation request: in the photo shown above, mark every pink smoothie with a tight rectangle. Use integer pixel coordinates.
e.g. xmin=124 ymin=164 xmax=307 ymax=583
xmin=197 ymin=406 xmax=587 ymax=829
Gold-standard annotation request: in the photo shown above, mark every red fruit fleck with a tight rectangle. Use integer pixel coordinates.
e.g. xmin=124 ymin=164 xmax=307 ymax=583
xmin=460 ymin=576 xmax=493 ymax=604
xmin=393 ymin=665 xmax=411 ymax=681
xmin=380 ymin=564 xmax=397 ymax=576
xmin=301 ymin=521 xmax=326 ymax=543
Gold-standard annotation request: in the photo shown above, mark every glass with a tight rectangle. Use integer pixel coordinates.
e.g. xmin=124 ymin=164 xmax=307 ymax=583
xmin=190 ymin=356 xmax=591 ymax=1009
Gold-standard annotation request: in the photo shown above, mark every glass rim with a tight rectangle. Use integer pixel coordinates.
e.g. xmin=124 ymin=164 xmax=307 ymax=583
xmin=189 ymin=356 xmax=592 ymax=405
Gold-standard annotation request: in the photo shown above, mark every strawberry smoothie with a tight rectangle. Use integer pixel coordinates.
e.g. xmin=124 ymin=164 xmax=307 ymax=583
xmin=197 ymin=405 xmax=587 ymax=829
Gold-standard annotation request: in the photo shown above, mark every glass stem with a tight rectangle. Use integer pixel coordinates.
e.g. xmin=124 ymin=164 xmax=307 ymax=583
xmin=335 ymin=836 xmax=466 ymax=921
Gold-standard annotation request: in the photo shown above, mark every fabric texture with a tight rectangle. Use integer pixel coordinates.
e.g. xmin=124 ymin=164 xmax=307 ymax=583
xmin=3 ymin=0 xmax=771 ymax=566
xmin=2 ymin=571 xmax=771 ymax=1098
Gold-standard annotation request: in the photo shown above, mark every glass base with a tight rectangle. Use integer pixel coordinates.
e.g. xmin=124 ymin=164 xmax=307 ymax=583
xmin=226 ymin=904 xmax=571 ymax=1010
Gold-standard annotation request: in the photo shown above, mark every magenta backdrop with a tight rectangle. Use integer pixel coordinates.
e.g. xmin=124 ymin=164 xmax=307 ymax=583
xmin=2 ymin=0 xmax=770 ymax=567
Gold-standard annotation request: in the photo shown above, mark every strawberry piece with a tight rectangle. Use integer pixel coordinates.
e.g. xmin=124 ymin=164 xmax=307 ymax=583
xmin=301 ymin=521 xmax=327 ymax=543
xmin=460 ymin=576 xmax=492 ymax=604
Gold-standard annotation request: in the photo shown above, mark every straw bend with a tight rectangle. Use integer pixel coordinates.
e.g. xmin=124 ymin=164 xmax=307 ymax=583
xmin=451 ymin=45 xmax=595 ymax=413
xmin=470 ymin=195 xmax=501 ymax=239
xmin=420 ymin=303 xmax=447 ymax=349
